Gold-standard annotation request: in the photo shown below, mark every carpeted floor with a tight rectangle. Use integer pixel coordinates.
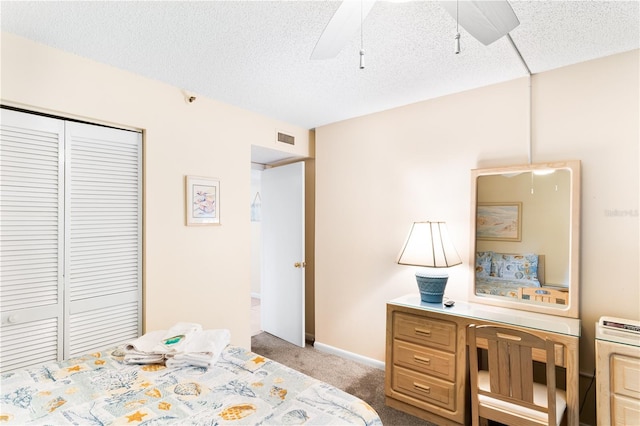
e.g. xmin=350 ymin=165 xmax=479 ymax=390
xmin=251 ymin=332 xmax=434 ymax=426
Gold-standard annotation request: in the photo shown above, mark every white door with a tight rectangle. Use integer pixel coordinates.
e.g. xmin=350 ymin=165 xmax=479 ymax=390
xmin=64 ymin=122 xmax=142 ymax=358
xmin=0 ymin=109 xmax=65 ymax=371
xmin=261 ymin=162 xmax=305 ymax=347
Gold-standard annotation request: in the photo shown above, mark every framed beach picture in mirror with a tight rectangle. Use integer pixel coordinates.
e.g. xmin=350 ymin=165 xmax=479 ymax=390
xmin=476 ymin=202 xmax=522 ymax=242
xmin=186 ymin=175 xmax=220 ymax=226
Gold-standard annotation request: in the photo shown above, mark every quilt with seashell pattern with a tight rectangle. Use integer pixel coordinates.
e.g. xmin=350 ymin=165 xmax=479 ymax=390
xmin=0 ymin=344 xmax=381 ymax=425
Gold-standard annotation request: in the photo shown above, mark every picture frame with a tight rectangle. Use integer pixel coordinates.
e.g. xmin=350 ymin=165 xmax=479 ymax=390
xmin=185 ymin=175 xmax=220 ymax=226
xmin=476 ymin=202 xmax=522 ymax=241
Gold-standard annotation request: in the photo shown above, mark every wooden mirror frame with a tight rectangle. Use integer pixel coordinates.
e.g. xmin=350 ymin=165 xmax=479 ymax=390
xmin=468 ymin=160 xmax=581 ymax=318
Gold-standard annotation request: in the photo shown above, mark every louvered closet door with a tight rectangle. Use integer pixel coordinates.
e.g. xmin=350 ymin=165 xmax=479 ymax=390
xmin=65 ymin=122 xmax=142 ymax=358
xmin=0 ymin=109 xmax=65 ymax=371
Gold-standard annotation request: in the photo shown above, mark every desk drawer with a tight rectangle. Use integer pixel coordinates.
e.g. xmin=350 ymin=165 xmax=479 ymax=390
xmin=392 ymin=366 xmax=456 ymax=411
xmin=613 ymin=354 xmax=640 ymax=398
xmin=612 ymin=394 xmax=640 ymax=426
xmin=394 ymin=339 xmax=455 ymax=381
xmin=394 ymin=312 xmax=456 ymax=351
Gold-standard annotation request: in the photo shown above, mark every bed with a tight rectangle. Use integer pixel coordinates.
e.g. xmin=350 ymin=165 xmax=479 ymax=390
xmin=0 ymin=342 xmax=382 ymax=425
xmin=474 ymin=251 xmax=545 ymax=299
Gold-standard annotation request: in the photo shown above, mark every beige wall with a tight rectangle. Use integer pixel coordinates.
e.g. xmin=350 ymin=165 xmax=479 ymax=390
xmin=315 ymin=50 xmax=639 ymax=422
xmin=0 ymin=32 xmax=311 ymax=350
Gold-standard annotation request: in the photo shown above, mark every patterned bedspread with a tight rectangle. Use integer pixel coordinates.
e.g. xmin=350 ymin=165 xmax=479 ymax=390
xmin=475 ymin=276 xmax=527 ymax=298
xmin=0 ymin=345 xmax=382 ymax=425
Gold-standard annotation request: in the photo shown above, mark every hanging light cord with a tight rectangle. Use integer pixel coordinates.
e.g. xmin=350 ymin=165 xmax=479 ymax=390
xmin=455 ymin=0 xmax=461 ymax=54
xmin=360 ymin=0 xmax=365 ymax=69
xmin=505 ymin=34 xmax=533 ymax=163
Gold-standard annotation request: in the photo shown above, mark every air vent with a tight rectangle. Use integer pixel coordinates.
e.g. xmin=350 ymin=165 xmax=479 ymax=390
xmin=277 ymin=132 xmax=295 ymax=145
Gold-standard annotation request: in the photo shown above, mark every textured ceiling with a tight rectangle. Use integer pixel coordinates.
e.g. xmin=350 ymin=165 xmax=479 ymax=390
xmin=1 ymin=1 xmax=639 ymax=132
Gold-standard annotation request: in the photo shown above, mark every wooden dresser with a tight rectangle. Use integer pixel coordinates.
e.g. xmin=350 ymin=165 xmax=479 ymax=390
xmin=596 ymin=322 xmax=640 ymax=425
xmin=385 ymin=294 xmax=582 ymax=426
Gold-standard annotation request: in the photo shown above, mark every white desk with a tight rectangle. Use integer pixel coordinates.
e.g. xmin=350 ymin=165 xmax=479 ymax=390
xmin=385 ymin=295 xmax=581 ymax=425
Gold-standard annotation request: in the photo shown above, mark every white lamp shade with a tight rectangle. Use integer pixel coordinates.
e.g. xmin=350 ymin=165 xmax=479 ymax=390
xmin=398 ymin=221 xmax=462 ymax=268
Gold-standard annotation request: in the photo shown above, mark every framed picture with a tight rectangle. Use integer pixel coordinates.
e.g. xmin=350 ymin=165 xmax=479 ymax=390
xmin=476 ymin=202 xmax=522 ymax=241
xmin=185 ymin=176 xmax=220 ymax=226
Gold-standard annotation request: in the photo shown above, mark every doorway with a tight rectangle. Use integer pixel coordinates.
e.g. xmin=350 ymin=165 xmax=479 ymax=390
xmin=250 ymin=146 xmax=314 ymax=347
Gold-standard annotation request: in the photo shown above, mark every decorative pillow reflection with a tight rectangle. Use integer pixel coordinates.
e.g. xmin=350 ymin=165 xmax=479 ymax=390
xmin=491 ymin=253 xmax=540 ymax=286
xmin=475 ymin=251 xmax=493 ymax=278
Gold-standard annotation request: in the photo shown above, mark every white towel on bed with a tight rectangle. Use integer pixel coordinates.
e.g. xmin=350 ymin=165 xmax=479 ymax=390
xmin=123 ymin=330 xmax=168 ymax=364
xmin=123 ymin=322 xmax=203 ymax=365
xmin=159 ymin=322 xmax=203 ymax=353
xmin=165 ymin=329 xmax=231 ymax=369
xmin=124 ymin=330 xmax=168 ymax=354
xmin=122 ymin=351 xmax=167 ymax=365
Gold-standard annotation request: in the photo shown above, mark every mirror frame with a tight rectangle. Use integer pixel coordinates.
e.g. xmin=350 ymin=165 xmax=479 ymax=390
xmin=468 ymin=160 xmax=581 ymax=318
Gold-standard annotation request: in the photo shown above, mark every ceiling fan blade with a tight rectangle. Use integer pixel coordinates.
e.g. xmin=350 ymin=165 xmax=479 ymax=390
xmin=311 ymin=0 xmax=376 ymax=60
xmin=440 ymin=0 xmax=520 ymax=45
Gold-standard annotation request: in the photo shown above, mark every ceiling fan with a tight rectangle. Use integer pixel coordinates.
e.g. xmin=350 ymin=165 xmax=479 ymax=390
xmin=310 ymin=0 xmax=520 ymax=61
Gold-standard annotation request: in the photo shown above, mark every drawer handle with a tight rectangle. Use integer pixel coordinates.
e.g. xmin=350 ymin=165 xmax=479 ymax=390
xmin=414 ymin=355 xmax=431 ymax=365
xmin=414 ymin=327 xmax=431 ymax=337
xmin=413 ymin=382 xmax=431 ymax=393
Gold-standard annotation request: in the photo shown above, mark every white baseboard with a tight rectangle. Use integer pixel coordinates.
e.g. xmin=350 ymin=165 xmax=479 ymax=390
xmin=313 ymin=341 xmax=385 ymax=371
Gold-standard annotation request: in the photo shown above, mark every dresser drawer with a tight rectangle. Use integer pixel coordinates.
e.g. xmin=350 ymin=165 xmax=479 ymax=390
xmin=394 ymin=312 xmax=456 ymax=351
xmin=393 ymin=339 xmax=456 ymax=381
xmin=612 ymin=394 xmax=640 ymax=425
xmin=613 ymin=354 xmax=640 ymax=398
xmin=392 ymin=365 xmax=456 ymax=411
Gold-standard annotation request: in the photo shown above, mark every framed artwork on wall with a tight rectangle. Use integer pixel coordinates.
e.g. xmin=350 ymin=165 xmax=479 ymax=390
xmin=185 ymin=175 xmax=220 ymax=226
xmin=476 ymin=202 xmax=521 ymax=241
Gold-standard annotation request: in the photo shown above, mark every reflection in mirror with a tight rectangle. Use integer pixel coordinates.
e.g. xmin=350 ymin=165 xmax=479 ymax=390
xmin=469 ymin=161 xmax=580 ymax=318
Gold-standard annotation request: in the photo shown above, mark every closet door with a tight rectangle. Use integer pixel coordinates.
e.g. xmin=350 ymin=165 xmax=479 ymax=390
xmin=0 ymin=109 xmax=142 ymax=371
xmin=0 ymin=109 xmax=65 ymax=371
xmin=64 ymin=122 xmax=142 ymax=358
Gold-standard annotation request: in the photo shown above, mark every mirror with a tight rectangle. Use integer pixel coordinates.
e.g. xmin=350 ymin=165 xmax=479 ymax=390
xmin=469 ymin=161 xmax=580 ymax=318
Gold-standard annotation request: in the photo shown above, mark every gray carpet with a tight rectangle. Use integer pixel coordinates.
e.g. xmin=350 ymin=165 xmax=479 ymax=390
xmin=251 ymin=332 xmax=434 ymax=426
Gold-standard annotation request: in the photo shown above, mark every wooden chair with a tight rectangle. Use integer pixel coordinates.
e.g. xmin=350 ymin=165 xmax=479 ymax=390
xmin=518 ymin=287 xmax=568 ymax=305
xmin=468 ymin=324 xmax=567 ymax=426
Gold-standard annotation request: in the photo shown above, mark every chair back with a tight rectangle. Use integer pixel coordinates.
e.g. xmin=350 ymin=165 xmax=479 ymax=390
xmin=468 ymin=324 xmax=559 ymax=426
xmin=518 ymin=287 xmax=568 ymax=305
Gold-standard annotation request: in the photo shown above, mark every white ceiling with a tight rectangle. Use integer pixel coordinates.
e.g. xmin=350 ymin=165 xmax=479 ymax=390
xmin=1 ymin=0 xmax=639 ymax=134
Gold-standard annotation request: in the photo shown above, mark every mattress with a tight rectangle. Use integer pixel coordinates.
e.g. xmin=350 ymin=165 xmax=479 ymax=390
xmin=0 ymin=344 xmax=382 ymax=425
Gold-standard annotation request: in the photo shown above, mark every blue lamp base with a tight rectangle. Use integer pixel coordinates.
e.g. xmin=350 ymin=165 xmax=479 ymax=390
xmin=415 ymin=272 xmax=449 ymax=303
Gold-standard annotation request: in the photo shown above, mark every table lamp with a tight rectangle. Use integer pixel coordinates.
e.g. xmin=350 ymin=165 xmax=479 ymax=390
xmin=397 ymin=221 xmax=462 ymax=303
